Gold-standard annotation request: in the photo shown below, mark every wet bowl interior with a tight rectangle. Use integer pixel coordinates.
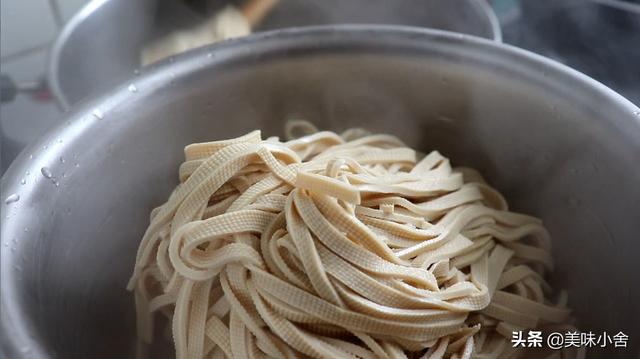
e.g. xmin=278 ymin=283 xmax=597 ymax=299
xmin=3 ymin=26 xmax=640 ymax=358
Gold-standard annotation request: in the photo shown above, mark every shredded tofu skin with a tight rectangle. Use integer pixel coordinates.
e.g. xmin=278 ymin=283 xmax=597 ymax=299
xmin=129 ymin=121 xmax=575 ymax=359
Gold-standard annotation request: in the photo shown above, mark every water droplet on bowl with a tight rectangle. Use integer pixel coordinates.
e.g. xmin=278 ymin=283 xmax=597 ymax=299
xmin=29 ymin=154 xmax=33 ymax=160
xmin=128 ymin=84 xmax=138 ymax=93
xmin=74 ymin=163 xmax=80 ymax=168
xmin=207 ymin=53 xmax=213 ymax=58
xmin=41 ymin=167 xmax=53 ymax=179
xmin=20 ymin=178 xmax=26 ymax=185
xmin=5 ymin=194 xmax=20 ymax=204
xmin=59 ymin=156 xmax=66 ymax=164
xmin=92 ymin=109 xmax=104 ymax=120
xmin=633 ymin=110 xmax=640 ymax=116
xmin=25 ymin=170 xmax=30 ymax=176
xmin=58 ymin=139 xmax=63 ymax=144
xmin=134 ymin=69 xmax=140 ymax=75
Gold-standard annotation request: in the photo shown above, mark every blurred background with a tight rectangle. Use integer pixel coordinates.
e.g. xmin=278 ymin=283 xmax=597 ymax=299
xmin=1 ymin=0 xmax=639 ymax=174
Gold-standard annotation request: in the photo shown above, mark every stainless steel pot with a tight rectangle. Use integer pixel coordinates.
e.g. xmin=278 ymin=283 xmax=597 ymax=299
xmin=2 ymin=26 xmax=639 ymax=358
xmin=48 ymin=0 xmax=500 ymax=110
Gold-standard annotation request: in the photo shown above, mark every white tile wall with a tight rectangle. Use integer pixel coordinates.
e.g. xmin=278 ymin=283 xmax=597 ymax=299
xmin=0 ymin=0 xmax=59 ymax=57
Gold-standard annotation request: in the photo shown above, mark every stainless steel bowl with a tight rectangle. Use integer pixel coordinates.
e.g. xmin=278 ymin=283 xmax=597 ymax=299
xmin=3 ymin=26 xmax=639 ymax=358
xmin=48 ymin=0 xmax=500 ymax=110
